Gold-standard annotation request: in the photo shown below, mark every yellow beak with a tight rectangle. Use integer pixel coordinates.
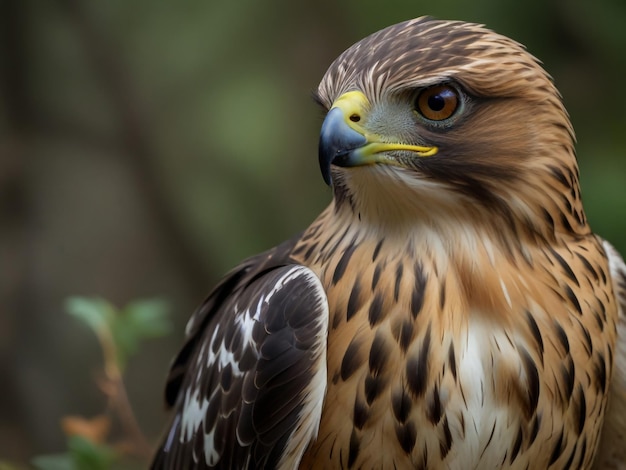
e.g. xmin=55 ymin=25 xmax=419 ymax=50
xmin=318 ymin=91 xmax=438 ymax=185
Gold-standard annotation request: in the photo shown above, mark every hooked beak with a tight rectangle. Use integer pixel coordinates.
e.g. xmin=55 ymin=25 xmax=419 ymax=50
xmin=318 ymin=91 xmax=438 ymax=185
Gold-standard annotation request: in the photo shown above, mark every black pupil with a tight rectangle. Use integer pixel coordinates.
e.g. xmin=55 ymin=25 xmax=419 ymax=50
xmin=427 ymin=92 xmax=446 ymax=111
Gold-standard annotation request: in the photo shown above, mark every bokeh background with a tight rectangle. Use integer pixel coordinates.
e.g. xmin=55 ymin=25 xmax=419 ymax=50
xmin=1 ymin=0 xmax=625 ymax=464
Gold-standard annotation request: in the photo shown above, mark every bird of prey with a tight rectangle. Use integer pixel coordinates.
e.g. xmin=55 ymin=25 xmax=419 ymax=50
xmin=151 ymin=17 xmax=626 ymax=469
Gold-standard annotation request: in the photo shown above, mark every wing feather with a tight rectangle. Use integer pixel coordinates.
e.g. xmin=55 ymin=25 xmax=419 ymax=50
xmin=594 ymin=240 xmax=626 ymax=469
xmin=152 ymin=245 xmax=328 ymax=469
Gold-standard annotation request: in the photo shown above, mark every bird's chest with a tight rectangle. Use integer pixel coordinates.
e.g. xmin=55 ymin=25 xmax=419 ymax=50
xmin=298 ymin=246 xmax=609 ymax=469
xmin=307 ymin=301 xmax=524 ymax=467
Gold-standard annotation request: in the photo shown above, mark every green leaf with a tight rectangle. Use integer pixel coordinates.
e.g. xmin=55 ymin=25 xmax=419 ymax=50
xmin=123 ymin=299 xmax=172 ymax=338
xmin=65 ymin=296 xmax=171 ymax=371
xmin=111 ymin=299 xmax=171 ymax=367
xmin=31 ymin=454 xmax=76 ymax=470
xmin=67 ymin=435 xmax=115 ymax=470
xmin=65 ymin=297 xmax=116 ymax=335
xmin=32 ymin=437 xmax=117 ymax=470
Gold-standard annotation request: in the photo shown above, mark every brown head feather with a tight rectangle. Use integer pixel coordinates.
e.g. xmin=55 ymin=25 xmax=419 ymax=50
xmin=316 ymin=17 xmax=586 ymax=243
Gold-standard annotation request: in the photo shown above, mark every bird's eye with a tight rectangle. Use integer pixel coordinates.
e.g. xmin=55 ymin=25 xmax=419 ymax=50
xmin=415 ymin=85 xmax=460 ymax=121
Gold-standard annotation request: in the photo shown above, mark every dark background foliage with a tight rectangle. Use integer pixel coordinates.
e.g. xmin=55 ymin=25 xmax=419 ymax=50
xmin=1 ymin=0 xmax=625 ymax=463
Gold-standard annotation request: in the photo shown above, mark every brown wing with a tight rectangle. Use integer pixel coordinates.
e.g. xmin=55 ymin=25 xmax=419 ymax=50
xmin=594 ymin=240 xmax=626 ymax=469
xmin=151 ymin=240 xmax=329 ymax=469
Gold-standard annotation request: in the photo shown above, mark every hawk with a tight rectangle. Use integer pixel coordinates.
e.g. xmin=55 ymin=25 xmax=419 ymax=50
xmin=151 ymin=17 xmax=626 ymax=469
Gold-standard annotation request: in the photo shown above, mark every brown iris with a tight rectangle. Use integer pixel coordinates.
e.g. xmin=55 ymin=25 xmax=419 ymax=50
xmin=415 ymin=85 xmax=459 ymax=121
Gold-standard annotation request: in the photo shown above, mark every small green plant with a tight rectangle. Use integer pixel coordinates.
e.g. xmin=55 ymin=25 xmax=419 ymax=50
xmin=31 ymin=297 xmax=171 ymax=470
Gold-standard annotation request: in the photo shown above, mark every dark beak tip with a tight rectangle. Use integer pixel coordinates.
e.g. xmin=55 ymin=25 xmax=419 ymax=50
xmin=318 ymin=107 xmax=366 ymax=187
xmin=321 ymin=167 xmax=332 ymax=186
xmin=319 ymin=142 xmax=333 ymax=186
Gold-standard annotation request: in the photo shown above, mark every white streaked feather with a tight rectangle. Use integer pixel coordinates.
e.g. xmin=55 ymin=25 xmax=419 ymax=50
xmin=203 ymin=428 xmax=220 ymax=466
xmin=452 ymin=316 xmax=523 ymax=469
xmin=181 ymin=388 xmax=209 ymax=442
xmin=180 ymin=264 xmax=329 ymax=468
xmin=277 ymin=266 xmax=329 ymax=470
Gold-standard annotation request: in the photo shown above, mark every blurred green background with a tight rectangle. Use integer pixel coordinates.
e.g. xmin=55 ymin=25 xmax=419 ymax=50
xmin=1 ymin=0 xmax=625 ymax=464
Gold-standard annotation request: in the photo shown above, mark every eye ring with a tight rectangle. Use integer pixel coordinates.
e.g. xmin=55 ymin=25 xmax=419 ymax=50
xmin=415 ymin=84 xmax=460 ymax=122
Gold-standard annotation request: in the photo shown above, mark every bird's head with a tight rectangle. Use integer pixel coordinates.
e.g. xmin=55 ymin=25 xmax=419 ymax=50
xmin=316 ymin=17 xmax=587 ymax=241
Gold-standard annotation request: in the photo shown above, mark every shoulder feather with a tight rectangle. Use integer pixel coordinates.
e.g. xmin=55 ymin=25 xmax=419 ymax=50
xmin=152 ymin=238 xmax=329 ymax=469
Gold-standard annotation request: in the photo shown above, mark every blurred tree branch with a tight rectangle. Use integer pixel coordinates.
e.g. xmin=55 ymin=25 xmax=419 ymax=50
xmin=57 ymin=0 xmax=218 ymax=294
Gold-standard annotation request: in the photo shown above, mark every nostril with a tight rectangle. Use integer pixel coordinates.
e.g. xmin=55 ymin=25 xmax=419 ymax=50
xmin=349 ymin=114 xmax=360 ymax=122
